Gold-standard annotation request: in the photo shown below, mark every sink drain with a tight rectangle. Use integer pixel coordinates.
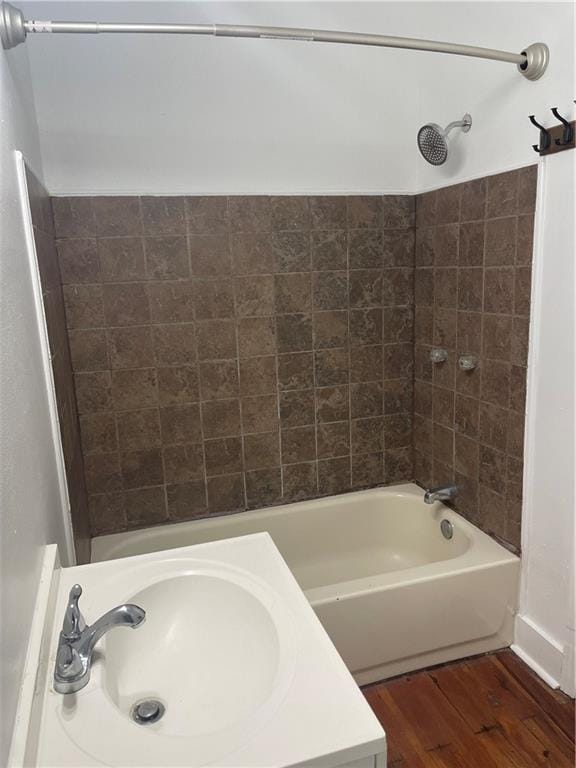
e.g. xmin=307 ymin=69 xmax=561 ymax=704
xmin=131 ymin=699 xmax=165 ymax=725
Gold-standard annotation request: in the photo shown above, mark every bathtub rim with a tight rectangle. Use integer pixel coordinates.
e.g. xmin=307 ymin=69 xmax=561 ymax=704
xmin=91 ymin=484 xmax=519 ymax=598
xmin=94 ymin=483 xmax=435 ymax=563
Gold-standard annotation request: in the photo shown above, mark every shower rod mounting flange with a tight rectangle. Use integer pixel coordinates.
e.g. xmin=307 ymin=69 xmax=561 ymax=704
xmin=0 ymin=1 xmax=549 ymax=81
xmin=0 ymin=0 xmax=25 ymax=49
xmin=518 ymin=42 xmax=550 ymax=81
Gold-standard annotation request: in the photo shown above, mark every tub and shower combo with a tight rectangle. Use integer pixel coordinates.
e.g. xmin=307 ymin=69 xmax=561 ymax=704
xmin=92 ymin=483 xmax=519 ymax=684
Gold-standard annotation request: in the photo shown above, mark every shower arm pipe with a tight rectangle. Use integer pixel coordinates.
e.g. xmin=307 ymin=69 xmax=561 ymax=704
xmin=0 ymin=2 xmax=549 ymax=81
xmin=443 ymin=115 xmax=473 ymax=135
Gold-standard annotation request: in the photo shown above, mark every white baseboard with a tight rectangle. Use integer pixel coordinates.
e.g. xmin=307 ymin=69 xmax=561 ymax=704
xmin=512 ymin=614 xmax=565 ymax=689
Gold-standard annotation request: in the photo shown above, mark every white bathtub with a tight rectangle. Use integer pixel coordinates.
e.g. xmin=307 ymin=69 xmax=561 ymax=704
xmin=91 ymin=483 xmax=520 ymax=685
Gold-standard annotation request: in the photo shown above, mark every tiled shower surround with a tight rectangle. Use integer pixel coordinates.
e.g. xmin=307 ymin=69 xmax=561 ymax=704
xmin=52 ymin=168 xmax=535 ymax=550
xmin=53 ymin=194 xmax=416 ymax=536
xmin=413 ymin=166 xmax=536 ymax=550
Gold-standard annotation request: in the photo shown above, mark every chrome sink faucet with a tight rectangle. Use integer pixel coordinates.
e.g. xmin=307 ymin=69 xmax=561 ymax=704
xmin=53 ymin=584 xmax=146 ymax=694
xmin=423 ymin=484 xmax=459 ymax=504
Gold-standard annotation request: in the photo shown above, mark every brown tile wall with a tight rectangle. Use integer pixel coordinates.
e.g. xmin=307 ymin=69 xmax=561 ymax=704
xmin=26 ymin=169 xmax=91 ymax=562
xmin=52 ymin=194 xmax=416 ymax=535
xmin=413 ymin=166 xmax=537 ymax=550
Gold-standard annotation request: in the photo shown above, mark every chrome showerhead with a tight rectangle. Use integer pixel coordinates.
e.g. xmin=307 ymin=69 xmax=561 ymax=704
xmin=417 ymin=113 xmax=472 ymax=166
xmin=417 ymin=123 xmax=449 ymax=165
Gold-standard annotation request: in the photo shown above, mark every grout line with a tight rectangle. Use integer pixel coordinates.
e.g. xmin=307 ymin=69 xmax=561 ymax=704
xmin=380 ymin=223 xmax=387 ymax=485
xmin=307 ymin=230 xmax=321 ymax=497
xmin=409 ymin=195 xmax=417 ymax=484
xmin=345 ymin=201 xmax=354 ymax=490
xmin=191 ymin=222 xmax=211 ymax=519
xmin=226 ymin=199 xmax=249 ymax=511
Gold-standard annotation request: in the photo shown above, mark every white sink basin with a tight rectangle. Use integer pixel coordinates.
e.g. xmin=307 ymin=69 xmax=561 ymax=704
xmin=52 ymin=557 xmax=296 ymax=767
xmin=31 ymin=534 xmax=385 ymax=768
xmin=104 ymin=573 xmax=284 ymax=737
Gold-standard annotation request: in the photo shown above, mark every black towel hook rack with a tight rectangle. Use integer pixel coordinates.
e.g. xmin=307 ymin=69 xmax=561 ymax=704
xmin=551 ymin=107 xmax=574 ymax=146
xmin=528 ymin=102 xmax=575 ymax=155
xmin=529 ymin=114 xmax=552 ymax=153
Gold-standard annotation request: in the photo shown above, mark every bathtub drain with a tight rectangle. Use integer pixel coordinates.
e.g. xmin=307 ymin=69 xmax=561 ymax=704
xmin=440 ymin=519 xmax=453 ymax=540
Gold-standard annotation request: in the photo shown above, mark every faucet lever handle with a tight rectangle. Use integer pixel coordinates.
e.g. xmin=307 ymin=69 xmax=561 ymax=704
xmin=62 ymin=584 xmax=86 ymax=640
xmin=56 ymin=643 xmax=84 ymax=679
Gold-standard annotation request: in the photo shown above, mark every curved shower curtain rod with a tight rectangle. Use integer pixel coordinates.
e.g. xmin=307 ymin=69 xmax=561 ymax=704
xmin=0 ymin=1 xmax=549 ymax=81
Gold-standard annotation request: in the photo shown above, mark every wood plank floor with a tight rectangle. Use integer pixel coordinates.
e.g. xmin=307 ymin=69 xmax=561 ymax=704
xmin=362 ymin=650 xmax=575 ymax=768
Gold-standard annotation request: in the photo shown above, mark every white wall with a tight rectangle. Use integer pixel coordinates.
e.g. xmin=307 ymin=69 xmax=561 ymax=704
xmin=23 ymin=1 xmax=425 ymax=195
xmin=512 ymin=151 xmax=575 ymax=692
xmin=23 ymin=2 xmax=575 ymax=196
xmin=0 ymin=48 xmax=71 ymax=764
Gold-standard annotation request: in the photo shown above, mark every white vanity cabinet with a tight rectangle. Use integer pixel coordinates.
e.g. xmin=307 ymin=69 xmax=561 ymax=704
xmin=11 ymin=534 xmax=386 ymax=768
